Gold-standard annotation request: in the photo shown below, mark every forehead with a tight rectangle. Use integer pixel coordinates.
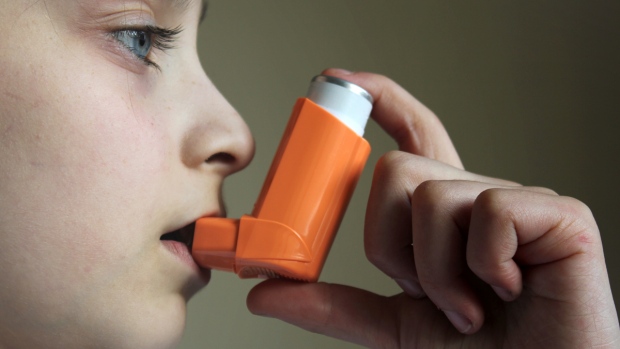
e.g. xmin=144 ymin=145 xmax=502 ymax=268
xmin=67 ymin=0 xmax=208 ymax=27
xmin=84 ymin=0 xmax=206 ymax=17
xmin=161 ymin=0 xmax=209 ymax=23
xmin=165 ymin=0 xmax=208 ymax=22
xmin=168 ymin=0 xmax=203 ymax=12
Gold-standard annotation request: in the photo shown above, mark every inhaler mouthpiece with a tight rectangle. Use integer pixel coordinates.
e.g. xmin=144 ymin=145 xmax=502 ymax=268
xmin=307 ymin=75 xmax=373 ymax=136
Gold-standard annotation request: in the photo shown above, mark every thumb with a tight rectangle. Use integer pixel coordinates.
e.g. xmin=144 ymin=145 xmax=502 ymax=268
xmin=247 ymin=279 xmax=398 ymax=348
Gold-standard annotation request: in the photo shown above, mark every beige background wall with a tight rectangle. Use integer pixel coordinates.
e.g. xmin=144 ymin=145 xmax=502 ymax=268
xmin=181 ymin=1 xmax=620 ymax=348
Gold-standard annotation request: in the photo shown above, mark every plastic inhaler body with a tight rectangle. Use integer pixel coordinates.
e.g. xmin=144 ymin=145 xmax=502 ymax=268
xmin=192 ymin=76 xmax=372 ymax=282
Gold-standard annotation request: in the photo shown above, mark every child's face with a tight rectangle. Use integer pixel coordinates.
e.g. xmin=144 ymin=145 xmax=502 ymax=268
xmin=0 ymin=1 xmax=254 ymax=347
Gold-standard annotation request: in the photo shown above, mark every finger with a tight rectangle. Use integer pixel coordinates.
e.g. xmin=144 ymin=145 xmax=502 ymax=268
xmin=411 ymin=180 xmax=554 ymax=334
xmin=247 ymin=280 xmax=399 ymax=348
xmin=322 ymin=68 xmax=463 ymax=169
xmin=412 ymin=180 xmax=493 ymax=334
xmin=467 ymin=189 xmax=598 ymax=303
xmin=364 ymin=151 xmax=518 ymax=298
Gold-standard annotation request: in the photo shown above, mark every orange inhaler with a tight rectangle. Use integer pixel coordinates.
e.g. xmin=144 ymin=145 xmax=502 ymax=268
xmin=192 ymin=75 xmax=373 ymax=282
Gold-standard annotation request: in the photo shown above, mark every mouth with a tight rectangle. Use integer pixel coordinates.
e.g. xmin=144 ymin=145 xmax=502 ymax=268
xmin=159 ymin=219 xmax=211 ymax=291
xmin=160 ymin=222 xmax=196 ymax=252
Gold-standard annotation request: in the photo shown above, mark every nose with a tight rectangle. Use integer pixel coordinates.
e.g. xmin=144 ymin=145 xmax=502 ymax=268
xmin=180 ymin=71 xmax=255 ymax=177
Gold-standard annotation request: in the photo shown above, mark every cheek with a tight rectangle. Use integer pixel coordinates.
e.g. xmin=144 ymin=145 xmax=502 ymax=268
xmin=0 ymin=57 xmax=179 ymax=336
xmin=0 ymin=47 xmax=175 ymax=280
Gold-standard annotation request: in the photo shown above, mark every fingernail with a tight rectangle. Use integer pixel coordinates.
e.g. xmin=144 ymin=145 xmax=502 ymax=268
xmin=329 ymin=68 xmax=353 ymax=75
xmin=253 ymin=312 xmax=273 ymax=318
xmin=443 ymin=310 xmax=472 ymax=334
xmin=492 ymin=285 xmax=514 ymax=301
xmin=394 ymin=278 xmax=426 ymax=298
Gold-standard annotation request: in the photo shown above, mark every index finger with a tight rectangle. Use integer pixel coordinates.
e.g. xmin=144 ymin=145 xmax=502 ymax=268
xmin=322 ymin=69 xmax=463 ymax=169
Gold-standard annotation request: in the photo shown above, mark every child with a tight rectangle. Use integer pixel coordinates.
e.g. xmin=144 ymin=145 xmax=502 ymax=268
xmin=1 ymin=1 xmax=618 ymax=348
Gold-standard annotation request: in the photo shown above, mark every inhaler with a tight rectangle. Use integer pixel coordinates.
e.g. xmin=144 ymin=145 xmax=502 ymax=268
xmin=192 ymin=75 xmax=373 ymax=282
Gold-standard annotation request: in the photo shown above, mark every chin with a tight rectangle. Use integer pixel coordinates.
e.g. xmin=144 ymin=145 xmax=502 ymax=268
xmin=96 ymin=294 xmax=190 ymax=349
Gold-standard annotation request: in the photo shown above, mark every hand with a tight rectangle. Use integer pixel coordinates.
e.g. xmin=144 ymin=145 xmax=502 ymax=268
xmin=246 ymin=70 xmax=620 ymax=348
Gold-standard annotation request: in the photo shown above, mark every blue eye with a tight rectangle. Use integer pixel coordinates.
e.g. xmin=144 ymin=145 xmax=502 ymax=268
xmin=114 ymin=29 xmax=152 ymax=60
xmin=111 ymin=26 xmax=183 ymax=70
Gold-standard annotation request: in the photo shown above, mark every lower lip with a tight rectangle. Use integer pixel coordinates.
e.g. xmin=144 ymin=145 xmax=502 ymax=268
xmin=161 ymin=240 xmax=211 ymax=279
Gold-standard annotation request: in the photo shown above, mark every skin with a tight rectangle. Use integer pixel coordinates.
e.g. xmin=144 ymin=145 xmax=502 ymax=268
xmin=1 ymin=1 xmax=618 ymax=348
xmin=0 ymin=0 xmax=253 ymax=348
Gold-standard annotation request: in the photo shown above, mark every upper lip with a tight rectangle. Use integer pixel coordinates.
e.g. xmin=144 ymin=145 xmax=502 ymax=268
xmin=160 ymin=223 xmax=196 ymax=250
xmin=160 ymin=212 xmax=223 ymax=251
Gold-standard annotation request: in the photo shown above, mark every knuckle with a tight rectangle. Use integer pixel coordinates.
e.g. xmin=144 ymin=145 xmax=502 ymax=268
xmin=374 ymin=151 xmax=410 ymax=178
xmin=372 ymin=151 xmax=418 ymax=193
xmin=473 ymin=188 xmax=513 ymax=219
xmin=410 ymin=180 xmax=449 ymax=213
xmin=561 ymin=196 xmax=595 ymax=222
xmin=558 ymin=196 xmax=599 ymax=247
xmin=364 ymin=247 xmax=390 ymax=273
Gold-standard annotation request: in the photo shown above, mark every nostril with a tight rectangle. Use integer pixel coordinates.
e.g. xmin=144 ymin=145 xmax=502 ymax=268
xmin=206 ymin=152 xmax=236 ymax=164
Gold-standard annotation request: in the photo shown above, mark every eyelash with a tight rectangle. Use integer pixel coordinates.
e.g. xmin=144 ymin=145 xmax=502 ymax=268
xmin=111 ymin=25 xmax=183 ymax=70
